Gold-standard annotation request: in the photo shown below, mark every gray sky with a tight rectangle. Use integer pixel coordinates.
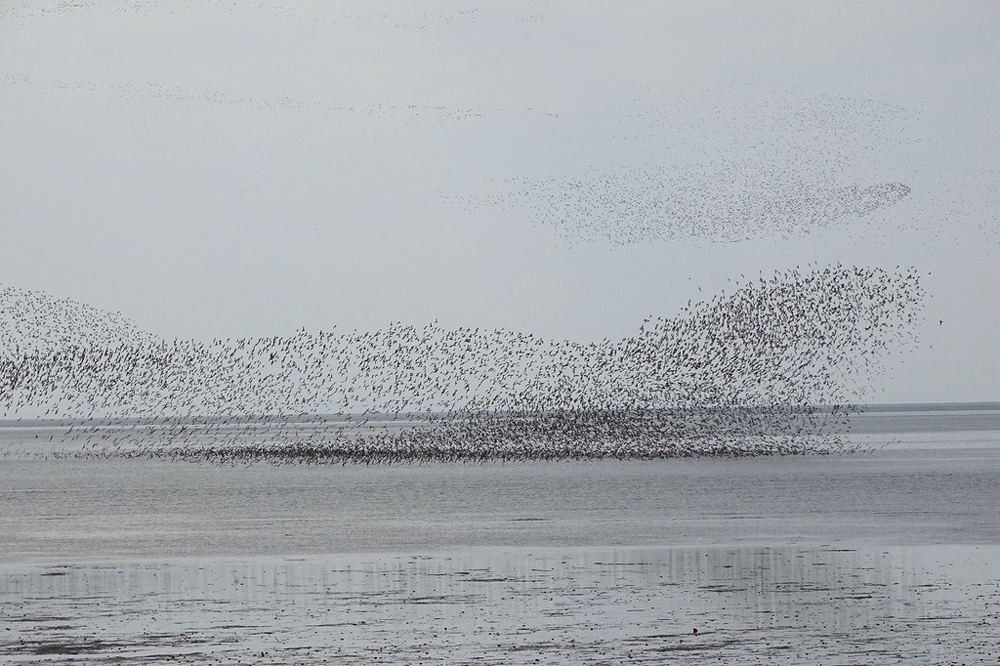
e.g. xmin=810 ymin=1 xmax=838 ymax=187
xmin=1 ymin=0 xmax=997 ymax=403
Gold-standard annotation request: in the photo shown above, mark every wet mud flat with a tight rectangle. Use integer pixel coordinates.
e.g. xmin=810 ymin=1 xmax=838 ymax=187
xmin=2 ymin=545 xmax=998 ymax=665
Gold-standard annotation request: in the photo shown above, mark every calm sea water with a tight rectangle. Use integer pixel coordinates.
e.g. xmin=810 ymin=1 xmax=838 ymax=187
xmin=1 ymin=409 xmax=997 ymax=562
xmin=2 ymin=409 xmax=998 ymax=664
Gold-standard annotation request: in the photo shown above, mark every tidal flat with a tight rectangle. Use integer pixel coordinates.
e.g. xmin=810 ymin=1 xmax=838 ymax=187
xmin=2 ymin=545 xmax=999 ymax=665
xmin=1 ymin=412 xmax=998 ymax=664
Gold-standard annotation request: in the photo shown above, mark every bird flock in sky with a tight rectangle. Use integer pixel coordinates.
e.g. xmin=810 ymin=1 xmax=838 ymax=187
xmin=443 ymin=85 xmax=925 ymax=244
xmin=443 ymin=165 xmax=912 ymax=245
xmin=0 ymin=6 xmax=976 ymax=463
xmin=0 ymin=265 xmax=924 ymax=463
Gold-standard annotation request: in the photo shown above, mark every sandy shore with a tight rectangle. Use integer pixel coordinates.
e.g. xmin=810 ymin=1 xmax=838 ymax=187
xmin=3 ymin=544 xmax=998 ymax=665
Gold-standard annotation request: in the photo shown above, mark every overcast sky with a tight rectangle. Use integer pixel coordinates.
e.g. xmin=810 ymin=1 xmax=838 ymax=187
xmin=1 ymin=0 xmax=997 ymax=403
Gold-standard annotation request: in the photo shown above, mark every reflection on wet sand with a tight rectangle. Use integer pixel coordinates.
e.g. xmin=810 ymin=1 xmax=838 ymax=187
xmin=3 ymin=545 xmax=997 ymax=665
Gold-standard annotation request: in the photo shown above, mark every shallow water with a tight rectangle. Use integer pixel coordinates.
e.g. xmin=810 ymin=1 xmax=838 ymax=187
xmin=1 ymin=438 xmax=999 ymax=561
xmin=1 ymin=410 xmax=998 ymax=663
xmin=2 ymin=545 xmax=998 ymax=665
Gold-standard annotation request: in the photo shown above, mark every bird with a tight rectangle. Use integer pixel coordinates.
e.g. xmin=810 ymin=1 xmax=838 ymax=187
xmin=0 ymin=264 xmax=926 ymax=464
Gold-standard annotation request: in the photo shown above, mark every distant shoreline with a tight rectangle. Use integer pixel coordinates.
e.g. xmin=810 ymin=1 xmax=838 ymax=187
xmin=1 ymin=402 xmax=997 ymax=428
xmin=860 ymin=401 xmax=1000 ymax=413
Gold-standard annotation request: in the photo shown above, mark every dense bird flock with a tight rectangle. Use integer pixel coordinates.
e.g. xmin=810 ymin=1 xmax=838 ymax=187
xmin=444 ymin=165 xmax=911 ymax=245
xmin=0 ymin=12 xmax=940 ymax=463
xmin=0 ymin=265 xmax=924 ymax=464
xmin=444 ymin=85 xmax=922 ymax=244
